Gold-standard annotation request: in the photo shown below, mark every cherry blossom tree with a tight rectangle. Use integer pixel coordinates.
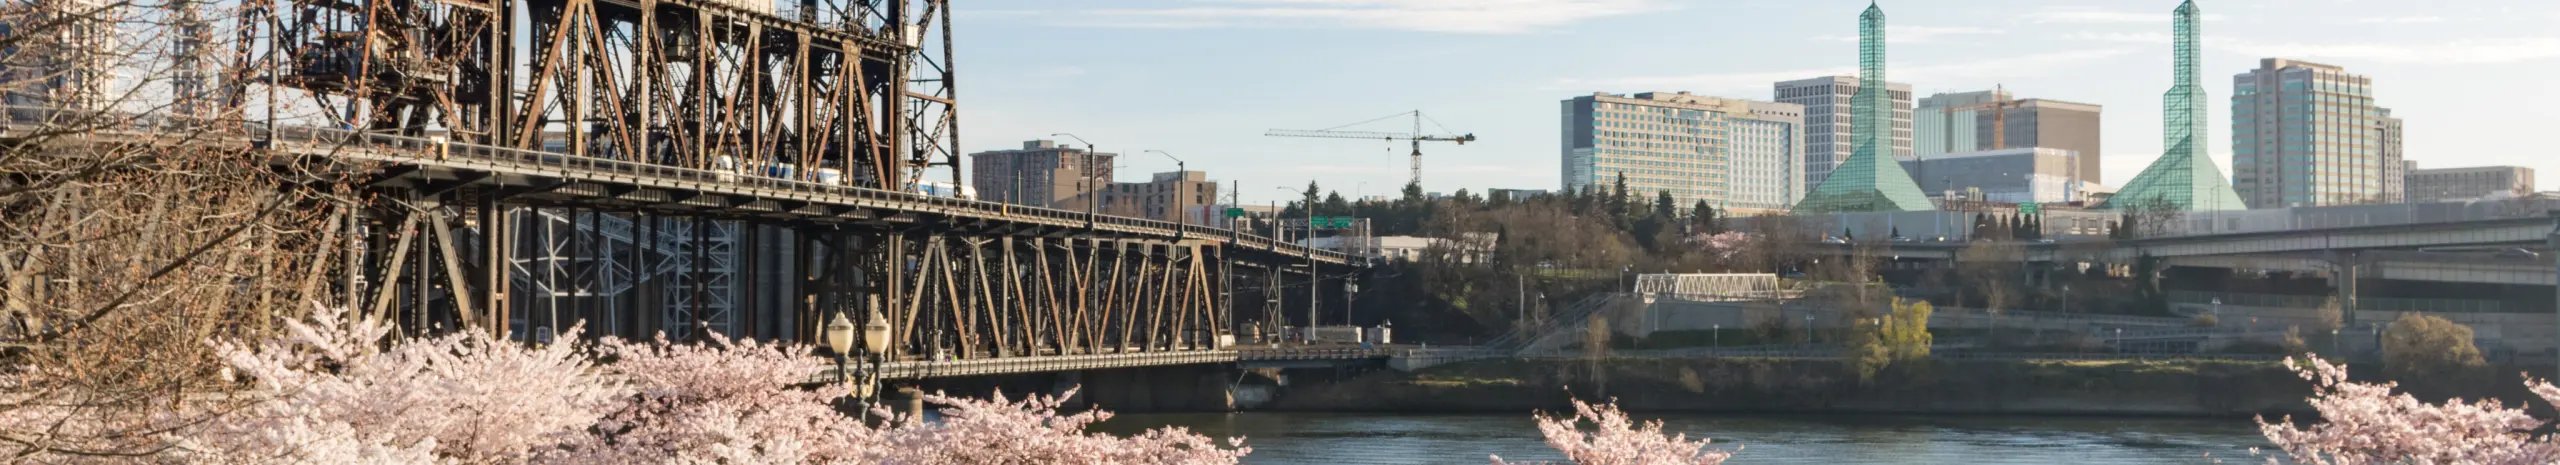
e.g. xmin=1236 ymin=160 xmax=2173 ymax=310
xmin=880 ymin=389 xmax=1248 ymax=464
xmin=1493 ymin=398 xmax=1734 ymax=465
xmin=2256 ymin=356 xmax=2560 ymax=464
xmin=182 ymin=303 xmax=622 ymax=463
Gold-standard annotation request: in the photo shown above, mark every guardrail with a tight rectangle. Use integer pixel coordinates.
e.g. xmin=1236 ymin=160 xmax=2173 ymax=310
xmin=1237 ymin=347 xmax=1397 ymax=361
xmin=814 ymin=350 xmax=1240 ymax=381
xmin=0 ymin=111 xmax=1357 ymax=265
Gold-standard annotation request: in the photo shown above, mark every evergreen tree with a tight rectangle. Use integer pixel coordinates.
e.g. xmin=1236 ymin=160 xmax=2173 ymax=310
xmin=1301 ymin=181 xmax=1322 ymax=214
xmin=1488 ymin=189 xmax=1513 ymax=208
xmin=1322 ymin=191 xmax=1350 ymax=217
xmin=1890 ymin=226 xmax=1901 ymax=238
xmin=1690 ymin=200 xmax=1718 ymax=234
xmin=1401 ymin=181 xmax=1426 ymax=204
xmin=1609 ymin=173 xmax=1632 ymax=223
xmin=2006 ymin=214 xmax=2023 ymax=240
xmin=1843 ymin=226 xmax=1854 ymax=240
xmin=1653 ymin=191 xmax=1677 ymax=220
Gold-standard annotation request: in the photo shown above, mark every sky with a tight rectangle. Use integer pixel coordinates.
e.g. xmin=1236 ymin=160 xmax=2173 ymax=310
xmin=940 ymin=0 xmax=2560 ymax=206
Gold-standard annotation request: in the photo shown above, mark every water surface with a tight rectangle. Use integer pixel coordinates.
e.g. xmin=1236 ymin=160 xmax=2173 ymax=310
xmin=1099 ymin=412 xmax=2269 ymax=464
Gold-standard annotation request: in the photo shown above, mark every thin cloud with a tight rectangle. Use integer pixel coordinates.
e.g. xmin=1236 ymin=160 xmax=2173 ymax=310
xmin=2225 ymin=37 xmax=2560 ymax=64
xmin=2354 ymin=16 xmax=2444 ymax=24
xmin=2061 ymin=31 xmax=2169 ymax=44
xmin=1812 ymin=25 xmax=2004 ymax=43
xmin=1079 ymin=0 xmax=1672 ymax=34
xmin=2021 ymin=7 xmax=2224 ymax=24
xmin=1553 ymin=48 xmax=2136 ymax=95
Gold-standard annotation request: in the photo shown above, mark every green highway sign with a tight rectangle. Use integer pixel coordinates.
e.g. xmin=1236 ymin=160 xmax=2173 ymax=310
xmin=1224 ymin=207 xmax=1246 ymax=218
xmin=2020 ymin=203 xmax=2041 ymax=215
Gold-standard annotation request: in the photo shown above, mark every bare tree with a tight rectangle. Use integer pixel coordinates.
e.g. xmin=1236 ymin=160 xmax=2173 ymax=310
xmin=1957 ymin=241 xmax=2023 ymax=342
xmin=0 ymin=0 xmax=359 ymax=457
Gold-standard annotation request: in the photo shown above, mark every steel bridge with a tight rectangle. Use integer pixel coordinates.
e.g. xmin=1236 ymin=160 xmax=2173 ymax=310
xmin=4 ymin=0 xmax=1371 ymax=379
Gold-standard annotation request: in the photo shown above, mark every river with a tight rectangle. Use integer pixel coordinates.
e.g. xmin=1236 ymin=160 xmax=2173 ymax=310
xmin=1098 ymin=412 xmax=2270 ymax=464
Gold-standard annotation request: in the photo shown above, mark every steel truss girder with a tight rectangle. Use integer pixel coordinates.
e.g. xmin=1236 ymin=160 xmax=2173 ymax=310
xmin=871 ymin=234 xmax=1228 ymax=363
xmin=249 ymin=0 xmax=950 ymax=190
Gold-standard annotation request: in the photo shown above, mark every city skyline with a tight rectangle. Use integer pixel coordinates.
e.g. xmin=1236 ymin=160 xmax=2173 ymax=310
xmin=948 ymin=0 xmax=2560 ymax=205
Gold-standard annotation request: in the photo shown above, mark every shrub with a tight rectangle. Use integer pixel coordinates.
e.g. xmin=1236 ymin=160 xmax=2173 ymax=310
xmin=2381 ymin=313 xmax=2485 ymax=381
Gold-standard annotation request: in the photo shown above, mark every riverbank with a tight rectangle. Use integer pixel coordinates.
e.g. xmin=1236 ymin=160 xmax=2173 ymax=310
xmin=1264 ymin=357 xmax=2312 ymax=417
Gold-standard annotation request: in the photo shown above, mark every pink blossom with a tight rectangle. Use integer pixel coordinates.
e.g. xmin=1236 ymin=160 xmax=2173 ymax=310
xmin=1493 ymin=398 xmax=1734 ymax=465
xmin=2256 ymin=356 xmax=2560 ymax=464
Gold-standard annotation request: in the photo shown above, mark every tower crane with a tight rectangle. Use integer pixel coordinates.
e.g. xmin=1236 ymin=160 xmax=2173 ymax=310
xmin=1266 ymin=110 xmax=1477 ymax=186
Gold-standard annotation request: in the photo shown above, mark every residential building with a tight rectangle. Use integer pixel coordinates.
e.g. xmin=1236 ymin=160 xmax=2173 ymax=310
xmin=2104 ymin=0 xmax=2246 ymax=212
xmin=1775 ymin=75 xmax=1911 ymax=188
xmin=1791 ymin=3 xmax=1933 ymax=213
xmin=1899 ymin=147 xmax=2084 ymax=204
xmin=2406 ymin=166 xmax=2535 ymax=203
xmin=1561 ymin=91 xmax=1805 ymax=212
xmin=1097 ymin=171 xmax=1220 ymax=226
xmin=2230 ymin=57 xmax=2397 ymax=207
xmin=968 ymin=140 xmax=1114 ymax=208
xmin=2379 ymin=109 xmax=2405 ymax=203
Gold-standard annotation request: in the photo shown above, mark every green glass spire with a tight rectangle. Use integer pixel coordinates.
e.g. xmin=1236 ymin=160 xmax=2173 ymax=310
xmin=2101 ymin=0 xmax=2246 ymax=212
xmin=1796 ymin=2 xmax=1934 ymax=213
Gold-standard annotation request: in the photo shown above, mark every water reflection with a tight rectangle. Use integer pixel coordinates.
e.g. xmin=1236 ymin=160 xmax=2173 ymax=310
xmin=1095 ymin=412 xmax=2268 ymax=464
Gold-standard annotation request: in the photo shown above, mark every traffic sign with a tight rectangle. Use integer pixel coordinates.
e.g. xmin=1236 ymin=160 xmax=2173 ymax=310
xmin=1224 ymin=207 xmax=1246 ymax=218
xmin=2020 ymin=203 xmax=2041 ymax=215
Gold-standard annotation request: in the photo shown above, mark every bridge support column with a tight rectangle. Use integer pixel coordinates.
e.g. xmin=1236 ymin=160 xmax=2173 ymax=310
xmin=2330 ymin=250 xmax=2361 ymax=329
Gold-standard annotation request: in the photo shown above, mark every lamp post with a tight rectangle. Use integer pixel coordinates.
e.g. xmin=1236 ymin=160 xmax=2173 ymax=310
xmin=2211 ymin=298 xmax=2222 ymax=322
xmin=1277 ymin=186 xmax=1315 ymax=343
xmin=823 ymin=312 xmax=856 ymax=411
xmin=1712 ymin=324 xmax=1721 ymax=347
xmin=862 ymin=303 xmax=892 ymax=420
xmin=1051 ymin=133 xmax=1100 ymax=221
xmin=1145 ymin=150 xmax=1187 ymax=226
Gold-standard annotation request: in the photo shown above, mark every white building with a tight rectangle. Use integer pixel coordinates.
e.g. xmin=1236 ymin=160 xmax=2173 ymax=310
xmin=1775 ymin=76 xmax=1912 ymax=189
xmin=1560 ymin=91 xmax=1804 ymax=212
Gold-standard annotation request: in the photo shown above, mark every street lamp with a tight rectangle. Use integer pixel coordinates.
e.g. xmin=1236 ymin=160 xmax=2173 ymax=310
xmin=1278 ymin=186 xmax=1316 ymax=343
xmin=823 ymin=312 xmax=856 ymax=410
xmin=1804 ymin=314 xmax=1815 ymax=345
xmin=1712 ymin=324 xmax=1721 ymax=347
xmin=1051 ymin=133 xmax=1100 ymax=220
xmin=1146 ymin=150 xmax=1187 ymax=226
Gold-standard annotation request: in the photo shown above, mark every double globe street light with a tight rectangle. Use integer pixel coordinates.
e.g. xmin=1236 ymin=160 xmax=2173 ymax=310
xmin=824 ymin=302 xmax=893 ymax=421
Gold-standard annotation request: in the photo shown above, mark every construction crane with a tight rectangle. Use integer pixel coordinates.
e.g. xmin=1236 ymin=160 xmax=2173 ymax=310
xmin=1266 ymin=110 xmax=1477 ymax=186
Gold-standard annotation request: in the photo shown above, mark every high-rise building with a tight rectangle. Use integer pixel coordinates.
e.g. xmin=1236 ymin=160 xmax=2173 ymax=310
xmin=1791 ymin=2 xmax=1934 ymax=213
xmin=2406 ymin=166 xmax=2534 ymax=203
xmin=2378 ymin=109 xmax=2405 ymax=203
xmin=1916 ymin=91 xmax=2106 ymax=185
xmin=968 ymin=140 xmax=1114 ymax=208
xmin=1914 ymin=90 xmax=2005 ymax=159
xmin=2230 ymin=58 xmax=2396 ymax=207
xmin=1560 ymin=91 xmax=1805 ymax=213
xmin=1099 ymin=171 xmax=1222 ymax=226
xmin=1980 ymin=99 xmax=2104 ymax=184
xmin=2103 ymin=0 xmax=2246 ymax=212
xmin=1776 ymin=75 xmax=1911 ymax=188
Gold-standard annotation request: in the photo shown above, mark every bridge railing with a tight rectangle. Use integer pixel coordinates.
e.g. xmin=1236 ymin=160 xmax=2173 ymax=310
xmin=230 ymin=124 xmax=1354 ymax=263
